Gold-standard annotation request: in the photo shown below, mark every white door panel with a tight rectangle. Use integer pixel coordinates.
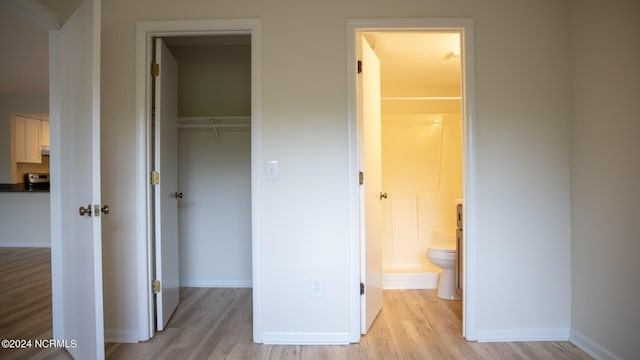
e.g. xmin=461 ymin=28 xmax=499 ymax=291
xmin=154 ymin=38 xmax=180 ymax=331
xmin=49 ymin=0 xmax=104 ymax=358
xmin=360 ymin=35 xmax=384 ymax=334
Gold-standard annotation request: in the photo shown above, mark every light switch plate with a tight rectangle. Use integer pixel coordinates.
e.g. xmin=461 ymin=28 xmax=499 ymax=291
xmin=265 ymin=160 xmax=279 ymax=181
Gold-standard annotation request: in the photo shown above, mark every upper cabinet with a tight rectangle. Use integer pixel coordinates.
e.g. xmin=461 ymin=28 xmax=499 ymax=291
xmin=13 ymin=114 xmax=49 ymax=164
xmin=41 ymin=120 xmax=50 ymax=148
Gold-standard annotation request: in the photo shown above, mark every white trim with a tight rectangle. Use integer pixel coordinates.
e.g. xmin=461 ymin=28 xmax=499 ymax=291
xmin=0 ymin=243 xmax=50 ymax=248
xmin=570 ymin=329 xmax=623 ymax=360
xmin=382 ymin=273 xmax=439 ymax=290
xmin=104 ymin=329 xmax=139 ymax=344
xmin=135 ymin=18 xmax=262 ymax=343
xmin=179 ymin=279 xmax=253 ymax=288
xmin=262 ymin=332 xmax=351 ymax=345
xmin=4 ymin=0 xmax=65 ymax=30
xmin=347 ymin=18 xmax=477 ymax=343
xmin=476 ymin=327 xmax=570 ymax=342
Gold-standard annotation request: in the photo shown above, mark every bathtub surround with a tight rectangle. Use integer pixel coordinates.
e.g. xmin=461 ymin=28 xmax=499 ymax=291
xmin=381 ymin=113 xmax=462 ymax=285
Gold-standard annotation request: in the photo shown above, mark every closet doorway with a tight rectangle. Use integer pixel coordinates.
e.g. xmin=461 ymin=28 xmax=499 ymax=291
xmin=150 ymin=34 xmax=254 ymax=336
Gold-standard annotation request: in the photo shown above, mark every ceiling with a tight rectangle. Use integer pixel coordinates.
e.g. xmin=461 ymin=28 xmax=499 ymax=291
xmin=364 ymin=32 xmax=462 ymax=98
xmin=364 ymin=32 xmax=462 ymax=113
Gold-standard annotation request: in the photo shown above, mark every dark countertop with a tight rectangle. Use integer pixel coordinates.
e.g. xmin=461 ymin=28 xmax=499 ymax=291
xmin=0 ymin=183 xmax=50 ymax=193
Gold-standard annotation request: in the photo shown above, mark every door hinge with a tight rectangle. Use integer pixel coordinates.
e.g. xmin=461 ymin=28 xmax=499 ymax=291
xmin=152 ymin=279 xmax=161 ymax=294
xmin=151 ymin=63 xmax=160 ymax=77
xmin=357 ymin=60 xmax=362 ymax=74
xmin=359 ymin=171 xmax=364 ymax=185
xmin=151 ymin=171 xmax=160 ymax=185
xmin=360 ymin=282 xmax=365 ymax=295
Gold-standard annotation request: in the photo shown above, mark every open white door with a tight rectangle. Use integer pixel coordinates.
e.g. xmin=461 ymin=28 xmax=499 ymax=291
xmin=153 ymin=38 xmax=180 ymax=331
xmin=49 ymin=0 xmax=104 ymax=358
xmin=359 ymin=35 xmax=384 ymax=334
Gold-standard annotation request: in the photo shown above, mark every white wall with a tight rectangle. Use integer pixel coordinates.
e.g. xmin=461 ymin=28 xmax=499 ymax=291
xmin=171 ymin=42 xmax=251 ymax=117
xmin=569 ymin=0 xmax=640 ymax=359
xmin=0 ymin=192 xmax=50 ymax=247
xmin=100 ymin=0 xmax=572 ymax=341
xmin=178 ymin=130 xmax=252 ymax=287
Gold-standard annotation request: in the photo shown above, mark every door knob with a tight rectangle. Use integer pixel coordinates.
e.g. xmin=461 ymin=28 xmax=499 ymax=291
xmin=379 ymin=192 xmax=388 ymax=200
xmin=174 ymin=192 xmax=183 ymax=199
xmin=79 ymin=205 xmax=92 ymax=217
xmin=101 ymin=205 xmax=110 ymax=215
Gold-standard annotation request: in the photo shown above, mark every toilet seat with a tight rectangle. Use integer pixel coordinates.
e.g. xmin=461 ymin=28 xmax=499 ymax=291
xmin=428 ymin=248 xmax=456 ymax=261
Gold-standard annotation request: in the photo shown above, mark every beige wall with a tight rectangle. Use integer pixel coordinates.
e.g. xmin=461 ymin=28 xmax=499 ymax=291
xmin=570 ymin=0 xmax=640 ymax=359
xmin=0 ymin=3 xmax=49 ymax=184
xmin=101 ymin=0 xmax=572 ymax=342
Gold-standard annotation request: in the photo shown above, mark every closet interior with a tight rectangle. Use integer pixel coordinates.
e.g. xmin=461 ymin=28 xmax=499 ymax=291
xmin=164 ymin=35 xmax=252 ymax=288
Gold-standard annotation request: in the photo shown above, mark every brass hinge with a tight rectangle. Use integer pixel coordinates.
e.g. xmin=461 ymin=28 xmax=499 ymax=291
xmin=151 ymin=171 xmax=160 ymax=185
xmin=357 ymin=60 xmax=362 ymax=74
xmin=152 ymin=280 xmax=161 ymax=294
xmin=359 ymin=171 xmax=364 ymax=185
xmin=360 ymin=282 xmax=365 ymax=295
xmin=151 ymin=63 xmax=159 ymax=77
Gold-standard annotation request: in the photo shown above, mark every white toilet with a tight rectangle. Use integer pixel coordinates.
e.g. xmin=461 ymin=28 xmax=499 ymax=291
xmin=428 ymin=243 xmax=461 ymax=301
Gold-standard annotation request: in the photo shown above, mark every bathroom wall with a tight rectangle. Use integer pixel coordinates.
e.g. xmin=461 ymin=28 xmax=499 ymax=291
xmin=381 ymin=112 xmax=462 ymax=274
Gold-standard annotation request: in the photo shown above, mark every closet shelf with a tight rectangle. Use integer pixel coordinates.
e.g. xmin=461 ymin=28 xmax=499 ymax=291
xmin=178 ymin=116 xmax=250 ymax=129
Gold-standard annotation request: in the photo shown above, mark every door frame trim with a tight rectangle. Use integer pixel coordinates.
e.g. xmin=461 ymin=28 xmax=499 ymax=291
xmin=134 ymin=18 xmax=263 ymax=342
xmin=346 ymin=18 xmax=477 ymax=342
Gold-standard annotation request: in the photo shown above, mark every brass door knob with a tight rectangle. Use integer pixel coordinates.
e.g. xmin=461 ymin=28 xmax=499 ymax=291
xmin=174 ymin=192 xmax=183 ymax=199
xmin=79 ymin=205 xmax=92 ymax=217
xmin=380 ymin=192 xmax=388 ymax=200
xmin=101 ymin=205 xmax=110 ymax=215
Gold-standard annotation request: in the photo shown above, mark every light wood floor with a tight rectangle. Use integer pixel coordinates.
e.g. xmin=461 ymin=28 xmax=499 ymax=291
xmin=1 ymin=248 xmax=592 ymax=360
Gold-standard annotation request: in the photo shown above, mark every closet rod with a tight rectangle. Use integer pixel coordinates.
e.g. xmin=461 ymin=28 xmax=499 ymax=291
xmin=381 ymin=96 xmax=461 ymax=101
xmin=178 ymin=124 xmax=250 ymax=129
xmin=178 ymin=116 xmax=250 ymax=122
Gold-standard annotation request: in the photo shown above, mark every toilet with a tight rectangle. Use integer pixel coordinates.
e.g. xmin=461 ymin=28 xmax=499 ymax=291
xmin=428 ymin=244 xmax=461 ymax=301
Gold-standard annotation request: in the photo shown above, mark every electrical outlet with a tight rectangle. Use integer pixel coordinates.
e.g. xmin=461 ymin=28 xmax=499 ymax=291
xmin=310 ymin=277 xmax=324 ymax=297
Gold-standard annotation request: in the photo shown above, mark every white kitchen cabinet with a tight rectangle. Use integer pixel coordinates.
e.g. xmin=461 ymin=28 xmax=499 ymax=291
xmin=14 ymin=115 xmax=42 ymax=163
xmin=41 ymin=120 xmax=50 ymax=147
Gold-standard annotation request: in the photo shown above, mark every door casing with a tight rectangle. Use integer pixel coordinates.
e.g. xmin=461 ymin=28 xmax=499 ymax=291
xmin=134 ymin=19 xmax=263 ymax=342
xmin=346 ymin=18 xmax=478 ymax=342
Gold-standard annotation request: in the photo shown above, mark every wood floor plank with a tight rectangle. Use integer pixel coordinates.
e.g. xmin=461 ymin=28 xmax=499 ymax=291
xmin=1 ymin=248 xmax=593 ymax=360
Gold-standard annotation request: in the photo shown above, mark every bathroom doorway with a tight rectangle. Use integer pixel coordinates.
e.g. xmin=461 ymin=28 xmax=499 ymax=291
xmin=348 ymin=19 xmax=477 ymax=341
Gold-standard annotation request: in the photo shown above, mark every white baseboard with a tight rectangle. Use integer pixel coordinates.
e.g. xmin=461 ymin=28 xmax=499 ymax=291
xmin=104 ymin=329 xmax=139 ymax=343
xmin=262 ymin=332 xmax=351 ymax=345
xmin=0 ymin=243 xmax=50 ymax=248
xmin=179 ymin=279 xmax=252 ymax=288
xmin=476 ymin=327 xmax=570 ymax=342
xmin=382 ymin=272 xmax=439 ymax=290
xmin=570 ymin=329 xmax=623 ymax=360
